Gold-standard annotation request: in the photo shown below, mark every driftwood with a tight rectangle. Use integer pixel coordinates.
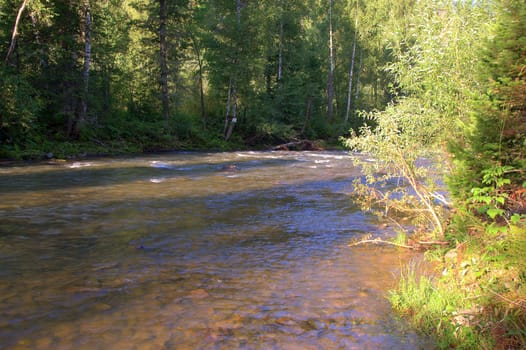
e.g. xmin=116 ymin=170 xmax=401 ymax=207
xmin=348 ymin=238 xmax=449 ymax=250
xmin=272 ymin=139 xmax=322 ymax=151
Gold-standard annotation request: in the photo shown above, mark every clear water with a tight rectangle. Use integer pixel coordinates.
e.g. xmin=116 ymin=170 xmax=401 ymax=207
xmin=0 ymin=151 xmax=430 ymax=349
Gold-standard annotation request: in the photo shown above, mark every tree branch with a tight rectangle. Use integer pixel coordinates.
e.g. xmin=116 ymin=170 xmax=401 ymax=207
xmin=348 ymin=238 xmax=414 ymax=249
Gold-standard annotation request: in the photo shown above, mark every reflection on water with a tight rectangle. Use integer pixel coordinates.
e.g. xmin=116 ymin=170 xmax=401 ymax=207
xmin=0 ymin=151 xmax=430 ymax=349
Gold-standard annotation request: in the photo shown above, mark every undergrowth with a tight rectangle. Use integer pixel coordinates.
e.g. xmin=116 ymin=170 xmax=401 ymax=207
xmin=389 ymin=218 xmax=526 ymax=349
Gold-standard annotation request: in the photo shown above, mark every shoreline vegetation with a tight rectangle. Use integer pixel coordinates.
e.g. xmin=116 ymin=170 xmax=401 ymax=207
xmin=0 ymin=138 xmax=333 ymax=163
xmin=342 ymin=0 xmax=526 ymax=347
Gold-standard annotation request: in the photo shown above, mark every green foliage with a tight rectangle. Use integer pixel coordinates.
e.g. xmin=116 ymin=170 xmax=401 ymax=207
xmin=0 ymin=0 xmax=413 ymax=154
xmin=343 ymin=2 xmax=526 ymax=347
xmin=342 ymin=1 xmax=491 ymax=240
xmin=343 ymin=98 xmax=451 ymax=238
xmin=390 ymin=214 xmax=526 ymax=348
xmin=469 ymin=165 xmax=513 ymax=228
xmin=0 ymin=70 xmax=42 ymax=145
xmin=448 ymin=0 xmax=526 ymax=202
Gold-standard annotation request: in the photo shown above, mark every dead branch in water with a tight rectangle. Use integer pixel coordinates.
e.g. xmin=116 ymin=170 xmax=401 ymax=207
xmin=348 ymin=238 xmax=449 ymax=250
xmin=348 ymin=239 xmax=413 ymax=249
xmin=272 ymin=140 xmax=322 ymax=151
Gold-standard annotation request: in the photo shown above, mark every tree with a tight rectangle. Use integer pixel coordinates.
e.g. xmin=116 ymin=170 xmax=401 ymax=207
xmin=344 ymin=6 xmax=358 ymax=124
xmin=159 ymin=0 xmax=169 ymax=120
xmin=343 ymin=0 xmax=491 ymax=238
xmin=79 ymin=0 xmax=91 ymax=129
xmin=4 ymin=0 xmax=29 ymax=63
xmin=449 ymin=0 xmax=526 ymax=218
xmin=326 ymin=0 xmax=335 ymax=122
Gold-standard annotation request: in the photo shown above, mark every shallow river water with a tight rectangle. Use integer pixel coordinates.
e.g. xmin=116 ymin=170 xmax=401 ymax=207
xmin=0 ymin=151 xmax=430 ymax=349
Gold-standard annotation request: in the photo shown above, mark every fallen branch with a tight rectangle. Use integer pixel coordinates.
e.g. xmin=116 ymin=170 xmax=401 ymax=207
xmin=348 ymin=238 xmax=413 ymax=249
xmin=487 ymin=288 xmax=526 ymax=310
xmin=272 ymin=139 xmax=322 ymax=151
xmin=417 ymin=240 xmax=449 ymax=246
xmin=348 ymin=238 xmax=449 ymax=249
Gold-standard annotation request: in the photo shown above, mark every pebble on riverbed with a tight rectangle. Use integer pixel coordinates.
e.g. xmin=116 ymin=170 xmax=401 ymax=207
xmin=220 ymin=164 xmax=239 ymax=171
xmin=188 ymin=288 xmax=209 ymax=299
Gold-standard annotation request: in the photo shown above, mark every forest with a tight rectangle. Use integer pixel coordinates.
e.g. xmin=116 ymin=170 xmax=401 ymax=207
xmin=1 ymin=0 xmax=525 ymax=348
xmin=1 ymin=0 xmax=426 ymax=157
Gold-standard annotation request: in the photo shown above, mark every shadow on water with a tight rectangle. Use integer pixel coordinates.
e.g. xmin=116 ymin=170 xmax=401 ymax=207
xmin=0 ymin=151 xmax=433 ymax=349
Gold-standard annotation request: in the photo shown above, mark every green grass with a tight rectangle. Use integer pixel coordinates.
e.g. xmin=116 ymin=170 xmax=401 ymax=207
xmin=389 ymin=221 xmax=526 ymax=349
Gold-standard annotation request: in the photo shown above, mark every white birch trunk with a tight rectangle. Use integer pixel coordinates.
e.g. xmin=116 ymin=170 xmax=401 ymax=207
xmin=5 ymin=0 xmax=30 ymax=63
xmin=345 ymin=12 xmax=358 ymax=124
xmin=344 ymin=26 xmax=358 ymax=124
xmin=277 ymin=16 xmax=284 ymax=84
xmin=353 ymin=49 xmax=363 ymax=115
xmin=225 ymin=87 xmax=237 ymax=141
xmin=224 ymin=0 xmax=244 ymax=140
xmin=326 ymin=0 xmax=335 ymax=122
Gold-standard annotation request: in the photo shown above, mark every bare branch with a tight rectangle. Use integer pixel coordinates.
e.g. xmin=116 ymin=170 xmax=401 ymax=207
xmin=348 ymin=238 xmax=414 ymax=249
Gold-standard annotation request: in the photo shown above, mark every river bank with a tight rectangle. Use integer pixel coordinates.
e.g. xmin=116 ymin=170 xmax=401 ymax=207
xmin=0 ymin=137 xmax=339 ymax=162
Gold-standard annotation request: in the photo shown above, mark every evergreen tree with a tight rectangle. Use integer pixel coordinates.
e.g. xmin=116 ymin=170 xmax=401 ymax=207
xmin=449 ymin=0 xmax=526 ymax=201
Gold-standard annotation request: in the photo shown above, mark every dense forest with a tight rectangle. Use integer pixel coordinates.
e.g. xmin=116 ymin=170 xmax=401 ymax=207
xmin=1 ymin=0 xmax=400 ymax=157
xmin=1 ymin=0 xmax=525 ymax=348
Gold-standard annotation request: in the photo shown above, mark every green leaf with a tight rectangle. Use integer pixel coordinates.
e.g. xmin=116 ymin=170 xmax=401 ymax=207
xmin=495 ymin=178 xmax=511 ymax=187
xmin=510 ymin=214 xmax=526 ymax=224
xmin=472 ymin=195 xmax=492 ymax=205
xmin=486 ymin=223 xmax=507 ymax=235
xmin=486 ymin=208 xmax=504 ymax=219
xmin=495 ymin=196 xmax=506 ymax=205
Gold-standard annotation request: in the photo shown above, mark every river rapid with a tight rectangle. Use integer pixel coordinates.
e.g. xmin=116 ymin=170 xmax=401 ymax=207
xmin=0 ymin=151 xmax=430 ymax=349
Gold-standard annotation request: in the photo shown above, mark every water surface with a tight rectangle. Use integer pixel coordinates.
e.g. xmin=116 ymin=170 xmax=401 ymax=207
xmin=0 ymin=151 xmax=429 ymax=349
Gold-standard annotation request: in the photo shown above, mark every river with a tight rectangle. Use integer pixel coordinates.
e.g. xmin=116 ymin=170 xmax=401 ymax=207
xmin=0 ymin=151 xmax=431 ymax=349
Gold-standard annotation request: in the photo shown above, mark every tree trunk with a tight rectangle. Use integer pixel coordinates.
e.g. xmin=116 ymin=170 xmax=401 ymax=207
xmin=159 ymin=0 xmax=169 ymax=121
xmin=224 ymin=0 xmax=243 ymax=140
xmin=65 ymin=39 xmax=78 ymax=138
xmin=345 ymin=11 xmax=359 ymax=124
xmin=345 ymin=13 xmax=358 ymax=124
xmin=301 ymin=95 xmax=313 ymax=135
xmin=224 ymin=79 xmax=232 ymax=136
xmin=5 ymin=0 xmax=30 ymax=64
xmin=78 ymin=0 xmax=91 ymax=129
xmin=277 ymin=15 xmax=284 ymax=85
xmin=326 ymin=0 xmax=335 ymax=122
xmin=193 ymin=39 xmax=206 ymax=128
xmin=29 ymin=11 xmax=47 ymax=67
xmin=236 ymin=0 xmax=243 ymax=24
xmin=353 ymin=48 xmax=363 ymax=116
xmin=225 ymin=87 xmax=237 ymax=141
xmin=344 ymin=31 xmax=357 ymax=124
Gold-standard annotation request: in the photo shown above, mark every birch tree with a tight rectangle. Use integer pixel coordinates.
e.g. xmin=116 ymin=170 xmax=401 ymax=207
xmin=326 ymin=0 xmax=335 ymax=122
xmin=4 ymin=0 xmax=30 ymax=64
xmin=223 ymin=0 xmax=246 ymax=141
xmin=344 ymin=14 xmax=358 ymax=124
